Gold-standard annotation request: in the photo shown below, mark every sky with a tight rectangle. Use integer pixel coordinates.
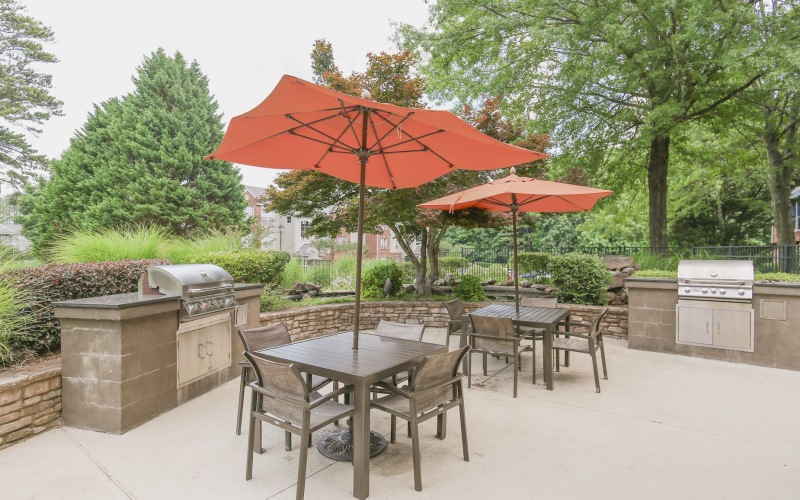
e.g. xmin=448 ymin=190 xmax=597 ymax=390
xmin=20 ymin=0 xmax=431 ymax=188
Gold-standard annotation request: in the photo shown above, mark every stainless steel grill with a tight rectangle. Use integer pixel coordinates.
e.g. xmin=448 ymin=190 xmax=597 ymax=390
xmin=138 ymin=264 xmax=238 ymax=321
xmin=677 ymin=260 xmax=754 ymax=302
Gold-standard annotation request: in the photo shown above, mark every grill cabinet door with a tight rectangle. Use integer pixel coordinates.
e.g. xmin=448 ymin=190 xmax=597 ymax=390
xmin=677 ymin=302 xmax=713 ymax=345
xmin=176 ymin=312 xmax=232 ymax=387
xmin=712 ymin=307 xmax=753 ymax=351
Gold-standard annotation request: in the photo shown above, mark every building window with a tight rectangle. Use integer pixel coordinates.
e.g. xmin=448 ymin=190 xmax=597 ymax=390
xmin=393 ymin=238 xmax=401 ymax=251
xmin=266 ymin=212 xmax=274 ymax=222
xmin=301 ymin=221 xmax=310 ymax=238
xmin=380 ymin=237 xmax=387 ymax=250
xmin=286 ymin=216 xmax=292 ymax=223
xmin=245 ymin=206 xmax=254 ymax=217
xmin=338 ymin=235 xmax=346 ymax=244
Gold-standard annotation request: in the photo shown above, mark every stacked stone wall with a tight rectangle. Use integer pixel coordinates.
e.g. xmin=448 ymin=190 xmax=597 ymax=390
xmin=0 ymin=363 xmax=61 ymax=450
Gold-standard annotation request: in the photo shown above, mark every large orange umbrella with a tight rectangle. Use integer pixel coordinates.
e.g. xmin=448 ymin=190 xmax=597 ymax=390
xmin=206 ymin=75 xmax=546 ymax=348
xmin=419 ymin=168 xmax=612 ymax=311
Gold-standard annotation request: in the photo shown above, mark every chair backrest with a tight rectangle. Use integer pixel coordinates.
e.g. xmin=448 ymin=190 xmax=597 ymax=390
xmin=410 ymin=345 xmax=470 ymax=410
xmin=443 ymin=298 xmax=466 ymax=320
xmin=238 ymin=322 xmax=292 ymax=353
xmin=468 ymin=314 xmax=517 ymax=352
xmin=375 ymin=320 xmax=425 ymax=342
xmin=588 ymin=308 xmax=609 ymax=339
xmin=243 ymin=351 xmax=309 ymax=422
xmin=520 ymin=296 xmax=558 ymax=308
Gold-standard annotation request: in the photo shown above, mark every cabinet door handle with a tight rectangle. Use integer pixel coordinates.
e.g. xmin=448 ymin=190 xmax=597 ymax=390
xmin=198 ymin=344 xmax=206 ymax=359
xmin=706 ymin=321 xmax=709 ymax=334
xmin=206 ymin=341 xmax=214 ymax=356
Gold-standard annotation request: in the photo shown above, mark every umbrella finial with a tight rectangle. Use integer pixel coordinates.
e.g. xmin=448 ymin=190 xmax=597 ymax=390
xmin=360 ymin=89 xmax=372 ymax=100
xmin=510 ymin=167 xmax=516 ymax=175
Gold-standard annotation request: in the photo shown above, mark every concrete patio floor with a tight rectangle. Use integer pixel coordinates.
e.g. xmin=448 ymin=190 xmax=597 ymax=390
xmin=1 ymin=327 xmax=798 ymax=499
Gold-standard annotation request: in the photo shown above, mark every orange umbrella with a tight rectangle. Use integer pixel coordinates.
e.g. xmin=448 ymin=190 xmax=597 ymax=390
xmin=206 ymin=75 xmax=546 ymax=348
xmin=419 ymin=168 xmax=612 ymax=311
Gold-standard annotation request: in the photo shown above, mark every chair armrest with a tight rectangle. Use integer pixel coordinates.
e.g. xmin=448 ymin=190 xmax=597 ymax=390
xmin=410 ymin=375 xmax=463 ymax=398
xmin=468 ymin=332 xmax=523 ymax=343
xmin=309 ymin=384 xmax=354 ymax=409
xmin=553 ymin=332 xmax=592 ymax=340
xmin=372 ymin=381 xmax=411 ymax=398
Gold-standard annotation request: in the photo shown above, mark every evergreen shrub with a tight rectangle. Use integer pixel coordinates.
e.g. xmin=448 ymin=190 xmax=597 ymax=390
xmin=452 ymin=274 xmax=487 ymax=302
xmin=0 ymin=259 xmax=170 ymax=354
xmin=547 ymin=253 xmax=611 ymax=305
xmin=439 ymin=256 xmax=470 ymax=275
xmin=184 ymin=250 xmax=290 ymax=286
xmin=360 ymin=262 xmax=403 ymax=299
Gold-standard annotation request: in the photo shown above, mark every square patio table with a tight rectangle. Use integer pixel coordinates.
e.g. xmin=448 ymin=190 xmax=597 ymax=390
xmin=460 ymin=304 xmax=570 ymax=391
xmin=255 ymin=331 xmax=446 ymax=499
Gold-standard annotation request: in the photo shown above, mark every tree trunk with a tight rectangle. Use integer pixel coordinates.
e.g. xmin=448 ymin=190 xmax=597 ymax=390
xmin=647 ymin=134 xmax=671 ymax=251
xmin=425 ymin=228 xmax=442 ymax=293
xmin=764 ymin=131 xmax=796 ymax=272
xmin=414 ymin=229 xmax=429 ymax=295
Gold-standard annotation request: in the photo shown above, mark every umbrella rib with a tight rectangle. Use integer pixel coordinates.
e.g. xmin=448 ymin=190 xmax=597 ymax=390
xmin=517 ymin=193 xmax=590 ymax=212
xmin=369 ymin=110 xmax=453 ymax=167
xmin=285 ymin=110 xmax=359 ymax=155
xmin=368 ymin=116 xmax=397 ymax=190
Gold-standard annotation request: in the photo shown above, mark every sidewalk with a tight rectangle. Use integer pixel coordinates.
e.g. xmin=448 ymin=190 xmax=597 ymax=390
xmin=1 ymin=329 xmax=798 ymax=499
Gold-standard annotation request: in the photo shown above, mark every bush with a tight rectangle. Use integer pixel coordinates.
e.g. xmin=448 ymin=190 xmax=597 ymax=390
xmin=547 ymin=253 xmax=611 ymax=305
xmin=360 ymin=262 xmax=403 ymax=299
xmin=184 ymin=250 xmax=289 ymax=286
xmin=48 ymin=225 xmax=169 ymax=263
xmin=0 ymin=264 xmax=41 ymax=366
xmin=398 ymin=261 xmax=415 ymax=283
xmin=513 ymin=252 xmax=550 ymax=273
xmin=452 ymin=274 xmax=487 ymax=302
xmin=259 ymin=288 xmax=292 ymax=312
xmin=439 ymin=256 xmax=470 ymax=275
xmin=0 ymin=259 xmax=170 ymax=354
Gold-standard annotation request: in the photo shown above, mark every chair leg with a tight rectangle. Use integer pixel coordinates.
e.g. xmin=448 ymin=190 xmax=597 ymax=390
xmin=482 ymin=353 xmax=487 ymax=376
xmin=254 ymin=393 xmax=264 ymax=454
xmin=467 ymin=352 xmax=472 ymax=389
xmin=236 ymin=366 xmax=248 ymax=435
xmin=246 ymin=394 xmax=257 ymax=480
xmin=436 ymin=408 xmax=446 ymax=440
xmin=532 ymin=339 xmax=537 ymax=384
xmin=513 ymin=353 xmax=519 ymax=398
xmin=590 ymin=348 xmax=601 ymax=393
xmin=390 ymin=415 xmax=396 ymax=443
xmin=458 ymin=389 xmax=469 ymax=462
xmin=297 ymin=421 xmax=310 ymax=500
xmin=410 ymin=415 xmax=423 ymax=492
xmin=285 ymin=431 xmax=292 ymax=451
xmin=600 ymin=340 xmax=608 ymax=379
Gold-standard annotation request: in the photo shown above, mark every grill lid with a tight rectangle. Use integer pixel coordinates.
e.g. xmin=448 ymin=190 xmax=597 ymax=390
xmin=677 ymin=260 xmax=754 ymax=283
xmin=139 ymin=264 xmax=235 ymax=299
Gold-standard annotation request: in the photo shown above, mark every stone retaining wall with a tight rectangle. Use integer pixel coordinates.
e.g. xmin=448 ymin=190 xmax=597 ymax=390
xmin=260 ymin=301 xmax=628 ymax=340
xmin=0 ymin=362 xmax=62 ymax=450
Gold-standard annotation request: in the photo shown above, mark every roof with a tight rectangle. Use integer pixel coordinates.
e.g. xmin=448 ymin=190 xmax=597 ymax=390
xmin=244 ymin=185 xmax=266 ymax=199
xmin=791 ymin=186 xmax=800 ymax=200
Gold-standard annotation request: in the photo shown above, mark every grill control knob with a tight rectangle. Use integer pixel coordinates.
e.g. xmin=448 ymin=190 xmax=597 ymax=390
xmin=719 ymin=289 xmax=726 ymax=295
xmin=738 ymin=289 xmax=745 ymax=296
xmin=711 ymin=288 xmax=717 ymax=294
xmin=684 ymin=287 xmax=690 ymax=293
xmin=701 ymin=288 xmax=708 ymax=294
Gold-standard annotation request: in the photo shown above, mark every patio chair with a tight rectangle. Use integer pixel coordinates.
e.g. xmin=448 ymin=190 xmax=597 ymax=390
xmin=371 ymin=320 xmax=426 ymax=398
xmin=467 ymin=314 xmax=533 ymax=398
xmin=518 ymin=296 xmax=559 ymax=384
xmin=370 ymin=345 xmax=470 ymax=492
xmin=236 ymin=323 xmax=332 ymax=435
xmin=552 ymin=308 xmax=609 ymax=393
xmin=243 ymin=352 xmax=354 ymax=500
xmin=443 ymin=298 xmax=467 ymax=342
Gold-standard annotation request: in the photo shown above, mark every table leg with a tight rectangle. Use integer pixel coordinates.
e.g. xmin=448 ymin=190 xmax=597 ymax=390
xmin=543 ymin=326 xmax=554 ymax=391
xmin=352 ymin=379 xmax=370 ymax=499
xmin=460 ymin=315 xmax=470 ymax=385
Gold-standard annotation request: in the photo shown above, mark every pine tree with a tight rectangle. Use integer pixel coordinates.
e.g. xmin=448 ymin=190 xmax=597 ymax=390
xmin=0 ymin=0 xmax=62 ymax=188
xmin=19 ymin=49 xmax=244 ymax=253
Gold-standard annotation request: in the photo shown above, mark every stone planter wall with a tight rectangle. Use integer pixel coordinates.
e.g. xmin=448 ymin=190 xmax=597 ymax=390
xmin=260 ymin=301 xmax=628 ymax=340
xmin=0 ymin=362 xmax=62 ymax=450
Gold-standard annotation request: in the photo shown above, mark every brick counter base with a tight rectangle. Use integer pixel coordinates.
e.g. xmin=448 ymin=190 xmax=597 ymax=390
xmin=260 ymin=301 xmax=628 ymax=341
xmin=0 ymin=362 xmax=62 ymax=450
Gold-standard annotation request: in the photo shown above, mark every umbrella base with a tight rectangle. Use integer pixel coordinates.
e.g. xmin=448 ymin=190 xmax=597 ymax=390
xmin=317 ymin=427 xmax=387 ymax=462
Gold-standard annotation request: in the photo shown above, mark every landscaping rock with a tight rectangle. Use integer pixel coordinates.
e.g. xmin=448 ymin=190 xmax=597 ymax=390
xmin=603 ymin=255 xmax=635 ymax=271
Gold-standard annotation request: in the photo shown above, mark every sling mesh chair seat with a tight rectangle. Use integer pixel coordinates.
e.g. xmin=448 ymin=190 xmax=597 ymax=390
xmin=552 ymin=308 xmax=609 ymax=393
xmin=370 ymin=345 xmax=470 ymax=492
xmin=236 ymin=322 xmax=332 ymax=435
xmin=371 ymin=320 xmax=427 ymax=396
xmin=467 ymin=314 xmax=533 ymax=398
xmin=243 ymin=352 xmax=354 ymax=500
xmin=443 ymin=298 xmax=467 ymax=343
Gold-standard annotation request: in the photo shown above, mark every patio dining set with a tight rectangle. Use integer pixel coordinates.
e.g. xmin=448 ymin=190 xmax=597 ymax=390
xmin=236 ymin=300 xmax=610 ymax=500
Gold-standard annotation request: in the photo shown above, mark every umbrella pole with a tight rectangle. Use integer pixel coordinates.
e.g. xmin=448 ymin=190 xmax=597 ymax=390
xmin=512 ymin=204 xmax=520 ymax=313
xmin=353 ymin=161 xmax=367 ymax=350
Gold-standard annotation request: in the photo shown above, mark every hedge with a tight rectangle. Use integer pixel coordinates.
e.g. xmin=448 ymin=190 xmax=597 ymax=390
xmin=0 ymin=259 xmax=170 ymax=354
xmin=184 ymin=250 xmax=290 ymax=286
xmin=547 ymin=253 xmax=611 ymax=305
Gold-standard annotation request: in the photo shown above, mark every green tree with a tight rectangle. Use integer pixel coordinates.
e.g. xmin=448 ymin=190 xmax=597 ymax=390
xmin=400 ymin=0 xmax=763 ymax=250
xmin=19 ymin=49 xmax=245 ymax=254
xmin=0 ymin=0 xmax=62 ymax=188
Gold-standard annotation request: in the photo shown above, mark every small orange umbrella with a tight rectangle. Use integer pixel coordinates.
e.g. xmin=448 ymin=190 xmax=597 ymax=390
xmin=419 ymin=168 xmax=612 ymax=311
xmin=207 ymin=75 xmax=546 ymax=348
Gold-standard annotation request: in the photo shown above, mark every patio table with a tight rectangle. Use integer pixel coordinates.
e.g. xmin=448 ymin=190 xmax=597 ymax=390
xmin=255 ymin=331 xmax=446 ymax=499
xmin=460 ymin=304 xmax=570 ymax=391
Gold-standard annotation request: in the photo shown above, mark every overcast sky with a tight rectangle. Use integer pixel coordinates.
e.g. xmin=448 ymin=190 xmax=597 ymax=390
xmin=21 ymin=0 xmax=431 ymax=188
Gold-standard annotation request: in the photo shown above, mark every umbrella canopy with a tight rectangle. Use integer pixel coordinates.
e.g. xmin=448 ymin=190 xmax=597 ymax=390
xmin=419 ymin=169 xmax=612 ymax=311
xmin=206 ymin=75 xmax=546 ymax=348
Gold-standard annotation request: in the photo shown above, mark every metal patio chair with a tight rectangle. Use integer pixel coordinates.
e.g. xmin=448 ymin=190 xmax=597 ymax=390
xmin=371 ymin=320 xmax=426 ymax=398
xmin=518 ymin=296 xmax=559 ymax=383
xmin=371 ymin=345 xmax=470 ymax=492
xmin=443 ymin=298 xmax=467 ymax=342
xmin=467 ymin=314 xmax=533 ymax=398
xmin=552 ymin=308 xmax=609 ymax=393
xmin=243 ymin=352 xmax=354 ymax=500
xmin=236 ymin=322 xmax=332 ymax=435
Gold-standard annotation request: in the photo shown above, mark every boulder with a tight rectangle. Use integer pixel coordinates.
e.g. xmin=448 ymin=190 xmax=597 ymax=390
xmin=305 ymin=282 xmax=321 ymax=291
xmin=403 ymin=284 xmax=416 ymax=293
xmin=500 ymin=279 xmax=514 ymax=287
xmin=484 ymin=279 xmax=496 ymax=285
xmin=294 ymin=281 xmax=308 ymax=293
xmin=602 ymin=255 xmax=636 ymax=271
xmin=608 ymin=272 xmax=627 ymax=290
